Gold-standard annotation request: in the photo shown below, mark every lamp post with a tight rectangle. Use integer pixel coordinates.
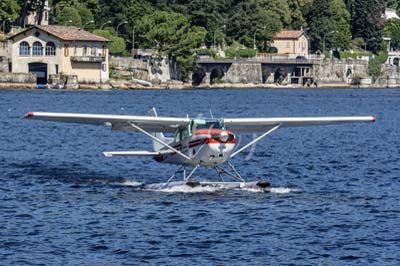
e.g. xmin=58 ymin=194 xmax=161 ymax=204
xmin=364 ymin=37 xmax=376 ymax=52
xmin=82 ymin=20 xmax=94 ymax=30
xmin=213 ymin=25 xmax=226 ymax=49
xmin=100 ymin=20 xmax=112 ymax=30
xmin=132 ymin=28 xmax=135 ymax=52
xmin=116 ymin=21 xmax=128 ymax=36
xmin=323 ymin=30 xmax=338 ymax=53
xmin=64 ymin=20 xmax=72 ymax=26
xmin=2 ymin=18 xmax=11 ymax=34
xmin=253 ymin=26 xmax=266 ymax=50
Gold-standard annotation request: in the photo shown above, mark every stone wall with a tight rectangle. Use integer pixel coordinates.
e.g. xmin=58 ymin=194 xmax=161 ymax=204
xmin=225 ymin=63 xmax=262 ymax=84
xmin=0 ymin=72 xmax=36 ymax=83
xmin=313 ymin=59 xmax=368 ymax=84
xmin=110 ymin=56 xmax=173 ymax=83
xmin=0 ymin=56 xmax=9 ymax=72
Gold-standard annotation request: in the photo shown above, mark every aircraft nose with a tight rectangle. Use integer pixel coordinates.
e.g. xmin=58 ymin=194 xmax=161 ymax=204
xmin=219 ymin=131 xmax=229 ymax=142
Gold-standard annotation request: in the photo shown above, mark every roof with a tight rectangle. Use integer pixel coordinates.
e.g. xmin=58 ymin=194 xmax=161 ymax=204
xmin=274 ymin=30 xmax=304 ymax=40
xmin=10 ymin=25 xmax=110 ymax=42
xmin=385 ymin=8 xmax=400 ymax=20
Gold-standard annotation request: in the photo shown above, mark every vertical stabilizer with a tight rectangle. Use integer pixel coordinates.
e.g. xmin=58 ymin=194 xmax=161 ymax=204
xmin=148 ymin=107 xmax=169 ymax=151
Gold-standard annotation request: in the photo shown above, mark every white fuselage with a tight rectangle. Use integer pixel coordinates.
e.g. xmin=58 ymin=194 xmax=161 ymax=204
xmin=154 ymin=129 xmax=236 ymax=167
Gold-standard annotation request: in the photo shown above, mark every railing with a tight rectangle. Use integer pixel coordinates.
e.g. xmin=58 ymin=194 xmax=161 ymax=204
xmin=196 ymin=55 xmax=368 ymax=65
xmin=70 ymin=56 xmax=106 ymax=63
xmin=196 ymin=56 xmax=316 ymax=64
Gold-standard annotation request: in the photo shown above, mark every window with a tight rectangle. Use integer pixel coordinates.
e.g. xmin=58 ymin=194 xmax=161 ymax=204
xmin=64 ymin=44 xmax=70 ymax=57
xmin=191 ymin=119 xmax=225 ymax=133
xmin=45 ymin=42 xmax=56 ymax=56
xmin=83 ymin=46 xmax=88 ymax=56
xmin=32 ymin=42 xmax=43 ymax=56
xmin=19 ymin=41 xmax=30 ymax=56
xmin=73 ymin=45 xmax=77 ymax=56
xmin=286 ymin=41 xmax=291 ymax=48
xmin=93 ymin=44 xmax=100 ymax=56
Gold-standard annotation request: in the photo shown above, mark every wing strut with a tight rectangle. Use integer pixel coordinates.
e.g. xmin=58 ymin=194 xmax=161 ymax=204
xmin=230 ymin=124 xmax=281 ymax=158
xmin=127 ymin=122 xmax=191 ymax=161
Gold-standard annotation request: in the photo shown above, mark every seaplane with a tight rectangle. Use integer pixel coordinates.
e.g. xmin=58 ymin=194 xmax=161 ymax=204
xmin=23 ymin=108 xmax=375 ymax=192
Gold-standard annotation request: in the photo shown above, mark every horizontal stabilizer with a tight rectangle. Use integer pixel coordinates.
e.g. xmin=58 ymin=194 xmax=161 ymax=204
xmin=103 ymin=150 xmax=173 ymax=157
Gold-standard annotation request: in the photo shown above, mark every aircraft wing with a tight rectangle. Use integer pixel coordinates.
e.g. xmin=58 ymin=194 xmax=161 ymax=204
xmin=23 ymin=112 xmax=190 ymax=133
xmin=103 ymin=150 xmax=174 ymax=157
xmin=224 ymin=116 xmax=376 ymax=133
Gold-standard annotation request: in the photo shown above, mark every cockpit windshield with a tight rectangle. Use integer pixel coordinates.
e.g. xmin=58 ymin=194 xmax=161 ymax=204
xmin=191 ymin=119 xmax=225 ymax=133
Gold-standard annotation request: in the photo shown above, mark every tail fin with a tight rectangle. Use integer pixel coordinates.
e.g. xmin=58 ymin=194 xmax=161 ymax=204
xmin=148 ymin=107 xmax=169 ymax=151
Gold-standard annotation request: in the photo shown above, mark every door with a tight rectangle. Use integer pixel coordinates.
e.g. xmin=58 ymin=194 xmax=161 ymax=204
xmin=28 ymin=62 xmax=48 ymax=85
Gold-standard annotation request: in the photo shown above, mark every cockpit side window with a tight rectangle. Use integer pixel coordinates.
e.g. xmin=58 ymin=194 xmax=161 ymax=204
xmin=181 ymin=127 xmax=189 ymax=140
xmin=175 ymin=126 xmax=190 ymax=141
xmin=175 ymin=130 xmax=181 ymax=142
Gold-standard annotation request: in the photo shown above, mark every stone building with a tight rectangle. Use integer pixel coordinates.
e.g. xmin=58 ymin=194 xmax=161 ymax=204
xmin=24 ymin=0 xmax=50 ymax=26
xmin=272 ymin=30 xmax=309 ymax=57
xmin=9 ymin=25 xmax=109 ymax=84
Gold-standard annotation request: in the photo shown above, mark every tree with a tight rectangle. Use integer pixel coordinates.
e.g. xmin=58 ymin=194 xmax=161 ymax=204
xmin=263 ymin=0 xmax=292 ymax=27
xmin=75 ymin=4 xmax=95 ymax=30
xmin=17 ymin=0 xmax=46 ymax=27
xmin=384 ymin=18 xmax=400 ymax=50
xmin=0 ymin=0 xmax=20 ymax=32
xmin=288 ymin=0 xmax=307 ymax=29
xmin=352 ymin=0 xmax=385 ymax=53
xmin=226 ymin=1 xmax=282 ymax=49
xmin=137 ymin=11 xmax=206 ymax=81
xmin=307 ymin=0 xmax=351 ymax=52
xmin=93 ymin=28 xmax=126 ymax=54
xmin=56 ymin=6 xmax=82 ymax=26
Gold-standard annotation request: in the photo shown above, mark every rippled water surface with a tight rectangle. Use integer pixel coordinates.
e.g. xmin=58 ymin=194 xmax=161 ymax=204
xmin=1 ymin=89 xmax=399 ymax=265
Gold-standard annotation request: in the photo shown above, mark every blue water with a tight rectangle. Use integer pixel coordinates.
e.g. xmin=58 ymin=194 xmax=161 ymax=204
xmin=0 ymin=89 xmax=399 ymax=265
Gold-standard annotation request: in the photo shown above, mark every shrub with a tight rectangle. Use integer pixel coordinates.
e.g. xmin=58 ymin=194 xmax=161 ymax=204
xmin=225 ymin=48 xmax=256 ymax=59
xmin=195 ymin=48 xmax=216 ymax=57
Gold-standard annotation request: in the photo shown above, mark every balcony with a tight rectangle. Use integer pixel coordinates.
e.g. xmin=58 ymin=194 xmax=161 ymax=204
xmin=70 ymin=56 xmax=106 ymax=63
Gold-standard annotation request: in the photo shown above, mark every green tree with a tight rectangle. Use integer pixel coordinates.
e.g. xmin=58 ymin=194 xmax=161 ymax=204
xmin=263 ymin=0 xmax=292 ymax=27
xmin=352 ymin=0 xmax=385 ymax=53
xmin=226 ymin=1 xmax=282 ymax=50
xmin=56 ymin=6 xmax=82 ymax=26
xmin=368 ymin=51 xmax=388 ymax=81
xmin=0 ymin=0 xmax=20 ymax=33
xmin=187 ymin=0 xmax=226 ymax=47
xmin=93 ymin=28 xmax=126 ymax=54
xmin=75 ymin=4 xmax=95 ymax=30
xmin=307 ymin=0 xmax=351 ymax=52
xmin=288 ymin=0 xmax=307 ymax=29
xmin=384 ymin=18 xmax=400 ymax=50
xmin=137 ymin=11 xmax=206 ymax=81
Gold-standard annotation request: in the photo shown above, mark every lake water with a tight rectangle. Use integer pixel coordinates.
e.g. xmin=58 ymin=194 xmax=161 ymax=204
xmin=0 ymin=89 xmax=399 ymax=265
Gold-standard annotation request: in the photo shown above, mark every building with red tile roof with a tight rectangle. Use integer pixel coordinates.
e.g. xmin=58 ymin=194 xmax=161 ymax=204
xmin=272 ymin=30 xmax=309 ymax=56
xmin=9 ymin=25 xmax=110 ymax=84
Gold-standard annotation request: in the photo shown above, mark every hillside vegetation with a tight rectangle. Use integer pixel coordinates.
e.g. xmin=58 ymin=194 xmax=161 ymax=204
xmin=3 ymin=0 xmax=400 ymax=80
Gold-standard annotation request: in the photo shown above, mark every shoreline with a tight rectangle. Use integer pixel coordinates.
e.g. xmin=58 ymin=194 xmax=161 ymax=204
xmin=0 ymin=82 xmax=399 ymax=90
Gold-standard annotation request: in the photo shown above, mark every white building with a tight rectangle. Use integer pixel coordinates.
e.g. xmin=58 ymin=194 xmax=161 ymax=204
xmin=384 ymin=8 xmax=400 ymax=21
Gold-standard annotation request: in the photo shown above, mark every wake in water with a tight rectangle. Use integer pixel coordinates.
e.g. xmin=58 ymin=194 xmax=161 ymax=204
xmin=112 ymin=179 xmax=300 ymax=194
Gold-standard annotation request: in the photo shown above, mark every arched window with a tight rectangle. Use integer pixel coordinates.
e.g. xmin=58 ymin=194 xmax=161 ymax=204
xmin=45 ymin=42 xmax=56 ymax=56
xmin=19 ymin=41 xmax=30 ymax=56
xmin=32 ymin=42 xmax=43 ymax=56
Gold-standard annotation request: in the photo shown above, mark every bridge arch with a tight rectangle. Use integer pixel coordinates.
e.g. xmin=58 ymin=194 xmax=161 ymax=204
xmin=274 ymin=67 xmax=287 ymax=84
xmin=210 ymin=67 xmax=225 ymax=84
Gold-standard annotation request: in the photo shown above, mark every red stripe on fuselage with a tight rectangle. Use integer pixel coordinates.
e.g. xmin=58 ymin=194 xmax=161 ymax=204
xmin=193 ymin=129 xmax=234 ymax=135
xmin=193 ymin=129 xmax=236 ymax=144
